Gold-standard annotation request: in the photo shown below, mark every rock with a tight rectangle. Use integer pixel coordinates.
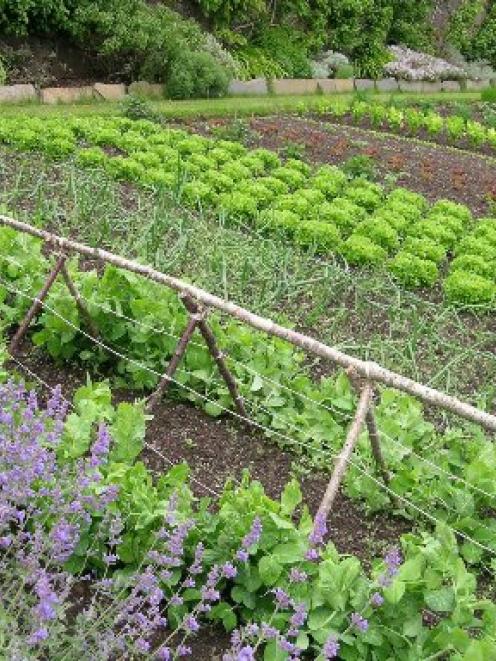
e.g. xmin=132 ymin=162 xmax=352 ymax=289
xmin=315 ymin=79 xmax=337 ymax=93
xmin=128 ymin=81 xmax=165 ymax=98
xmin=41 ymin=86 xmax=95 ymax=104
xmin=465 ymin=79 xmax=491 ymax=91
xmin=271 ymin=79 xmax=318 ymax=95
xmin=375 ymin=78 xmax=399 ymax=92
xmin=354 ymin=79 xmax=376 ymax=91
xmin=441 ymin=80 xmax=461 ymax=92
xmin=0 ymin=84 xmax=37 ymax=104
xmin=229 ymin=78 xmax=268 ymax=95
xmin=333 ymin=79 xmax=354 ymax=93
xmin=93 ymin=83 xmax=127 ymax=101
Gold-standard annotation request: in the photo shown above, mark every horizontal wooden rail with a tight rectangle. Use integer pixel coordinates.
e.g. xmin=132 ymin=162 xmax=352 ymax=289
xmin=1 ymin=214 xmax=496 ymax=432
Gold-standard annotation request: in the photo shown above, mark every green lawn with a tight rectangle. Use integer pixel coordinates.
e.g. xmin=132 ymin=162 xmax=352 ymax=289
xmin=0 ymin=90 xmax=482 ymax=120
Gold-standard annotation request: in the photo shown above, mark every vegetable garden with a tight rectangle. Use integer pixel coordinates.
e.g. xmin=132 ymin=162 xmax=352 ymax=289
xmin=1 ymin=94 xmax=496 ymax=660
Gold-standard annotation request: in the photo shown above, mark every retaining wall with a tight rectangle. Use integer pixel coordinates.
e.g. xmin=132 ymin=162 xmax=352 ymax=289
xmin=0 ymin=77 xmax=493 ymax=105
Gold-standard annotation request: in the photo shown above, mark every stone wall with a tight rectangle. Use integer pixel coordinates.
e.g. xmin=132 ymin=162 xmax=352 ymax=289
xmin=0 ymin=77 xmax=493 ymax=105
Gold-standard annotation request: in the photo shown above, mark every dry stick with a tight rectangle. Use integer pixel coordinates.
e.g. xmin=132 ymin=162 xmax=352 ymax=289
xmin=316 ymin=382 xmax=373 ymax=520
xmin=60 ymin=262 xmax=99 ymax=339
xmin=1 ymin=215 xmax=496 ymax=432
xmin=146 ymin=311 xmax=204 ymax=412
xmin=8 ymin=253 xmax=67 ymax=355
xmin=181 ymin=293 xmax=249 ymax=421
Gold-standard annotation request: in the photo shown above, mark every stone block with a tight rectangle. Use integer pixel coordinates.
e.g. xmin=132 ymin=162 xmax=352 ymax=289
xmin=398 ymin=80 xmax=424 ymax=93
xmin=41 ymin=86 xmax=95 ymax=104
xmin=375 ymin=78 xmax=399 ymax=92
xmin=229 ymin=78 xmax=268 ymax=95
xmin=421 ymin=81 xmax=442 ymax=93
xmin=93 ymin=82 xmax=127 ymax=101
xmin=271 ymin=79 xmax=318 ymax=95
xmin=128 ymin=81 xmax=165 ymax=98
xmin=465 ymin=79 xmax=491 ymax=91
xmin=0 ymin=84 xmax=37 ymax=103
xmin=333 ymin=79 xmax=354 ymax=93
xmin=315 ymin=79 xmax=337 ymax=93
xmin=441 ymin=80 xmax=461 ymax=92
xmin=354 ymin=79 xmax=376 ymax=91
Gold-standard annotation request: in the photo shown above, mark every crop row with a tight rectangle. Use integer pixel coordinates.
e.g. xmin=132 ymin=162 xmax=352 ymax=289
xmin=311 ymin=98 xmax=496 ymax=151
xmin=1 ymin=225 xmax=495 ymax=567
xmin=0 ymin=115 xmax=495 ymax=306
xmin=3 ymin=375 xmax=495 ymax=659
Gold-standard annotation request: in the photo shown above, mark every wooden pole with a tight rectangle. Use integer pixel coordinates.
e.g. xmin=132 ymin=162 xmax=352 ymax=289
xmin=181 ymin=294 xmax=249 ymax=421
xmin=316 ymin=384 xmax=373 ymax=519
xmin=8 ymin=253 xmax=66 ymax=355
xmin=1 ymin=216 xmax=495 ymax=432
xmin=146 ymin=311 xmax=204 ymax=412
xmin=60 ymin=262 xmax=99 ymax=339
xmin=347 ymin=369 xmax=394 ymax=498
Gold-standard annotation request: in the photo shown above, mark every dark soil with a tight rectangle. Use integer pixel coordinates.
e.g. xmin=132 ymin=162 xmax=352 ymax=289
xmin=183 ymin=115 xmax=496 ymax=216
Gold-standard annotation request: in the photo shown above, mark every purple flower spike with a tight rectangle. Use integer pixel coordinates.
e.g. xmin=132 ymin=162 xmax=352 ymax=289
xmin=351 ymin=612 xmax=369 ymax=632
xmin=289 ymin=568 xmax=308 ymax=583
xmin=155 ymin=648 xmax=171 ymax=660
xmin=309 ymin=511 xmax=327 ymax=546
xmin=272 ymin=587 xmax=291 ymax=609
xmin=237 ymin=646 xmax=256 ymax=661
xmin=184 ymin=615 xmax=200 ymax=632
xmin=323 ymin=635 xmax=340 ymax=659
xmin=371 ymin=592 xmax=384 ymax=607
xmin=177 ymin=644 xmax=192 ymax=657
xmin=222 ymin=562 xmax=238 ymax=579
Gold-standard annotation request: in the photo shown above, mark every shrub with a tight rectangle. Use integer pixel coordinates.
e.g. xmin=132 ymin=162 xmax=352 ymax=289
xmin=285 ymin=158 xmax=311 ymax=176
xmin=445 ymin=115 xmax=466 ymax=141
xmin=294 ymin=221 xmax=342 ymax=252
xmin=481 ymin=87 xmax=496 ymax=103
xmin=450 ymin=254 xmax=493 ymax=278
xmin=388 ymin=252 xmax=438 ymax=288
xmin=402 ymin=237 xmax=446 ymax=264
xmin=0 ymin=56 xmax=7 ymax=85
xmin=340 ymin=235 xmax=387 ymax=266
xmin=342 ymin=155 xmax=377 ymax=180
xmin=444 ymin=270 xmax=496 ymax=307
xmin=167 ymin=51 xmax=230 ymax=100
xmin=120 ymin=94 xmax=161 ymax=122
xmin=355 ymin=218 xmax=399 ymax=251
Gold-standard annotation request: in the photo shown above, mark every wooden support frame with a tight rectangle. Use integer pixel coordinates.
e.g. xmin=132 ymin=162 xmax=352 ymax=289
xmin=146 ymin=309 xmax=205 ymax=413
xmin=181 ymin=294 xmax=248 ymax=421
xmin=9 ymin=253 xmax=67 ymax=355
xmin=2 ymin=216 xmax=495 ymax=433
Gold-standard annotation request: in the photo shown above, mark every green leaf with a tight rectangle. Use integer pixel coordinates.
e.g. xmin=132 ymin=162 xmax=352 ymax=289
xmin=384 ymin=579 xmax=405 ymax=604
xmin=204 ymin=401 xmax=223 ymax=417
xmin=208 ymin=603 xmax=237 ymax=632
xmin=264 ymin=640 xmax=288 ymax=661
xmin=258 ymin=555 xmax=283 ymax=586
xmin=424 ymin=587 xmax=455 ymax=612
xmin=280 ymin=479 xmax=302 ymax=516
xmin=272 ymin=540 xmax=306 ymax=564
xmin=110 ymin=402 xmax=146 ymax=463
xmin=268 ymin=513 xmax=295 ymax=531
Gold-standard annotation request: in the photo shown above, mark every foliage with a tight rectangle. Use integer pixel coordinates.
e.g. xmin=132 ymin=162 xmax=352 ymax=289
xmin=340 ymin=235 xmax=387 ymax=266
xmin=388 ymin=252 xmax=438 ymax=288
xmin=167 ymin=51 xmax=231 ymax=100
xmin=444 ymin=270 xmax=496 ymax=307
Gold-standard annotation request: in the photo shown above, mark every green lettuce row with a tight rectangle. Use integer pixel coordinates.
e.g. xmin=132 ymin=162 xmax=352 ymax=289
xmin=0 ymin=114 xmax=495 ymax=305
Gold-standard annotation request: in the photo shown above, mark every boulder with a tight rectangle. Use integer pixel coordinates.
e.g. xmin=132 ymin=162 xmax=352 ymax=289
xmin=0 ymin=84 xmax=37 ymax=103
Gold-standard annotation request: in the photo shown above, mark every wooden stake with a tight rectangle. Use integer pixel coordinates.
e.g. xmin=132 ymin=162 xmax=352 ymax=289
xmin=146 ymin=311 xmax=204 ymax=412
xmin=347 ymin=369 xmax=395 ymax=500
xmin=8 ymin=254 xmax=66 ymax=355
xmin=181 ymin=294 xmax=249 ymax=421
xmin=60 ymin=263 xmax=99 ymax=339
xmin=316 ymin=383 xmax=373 ymax=520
